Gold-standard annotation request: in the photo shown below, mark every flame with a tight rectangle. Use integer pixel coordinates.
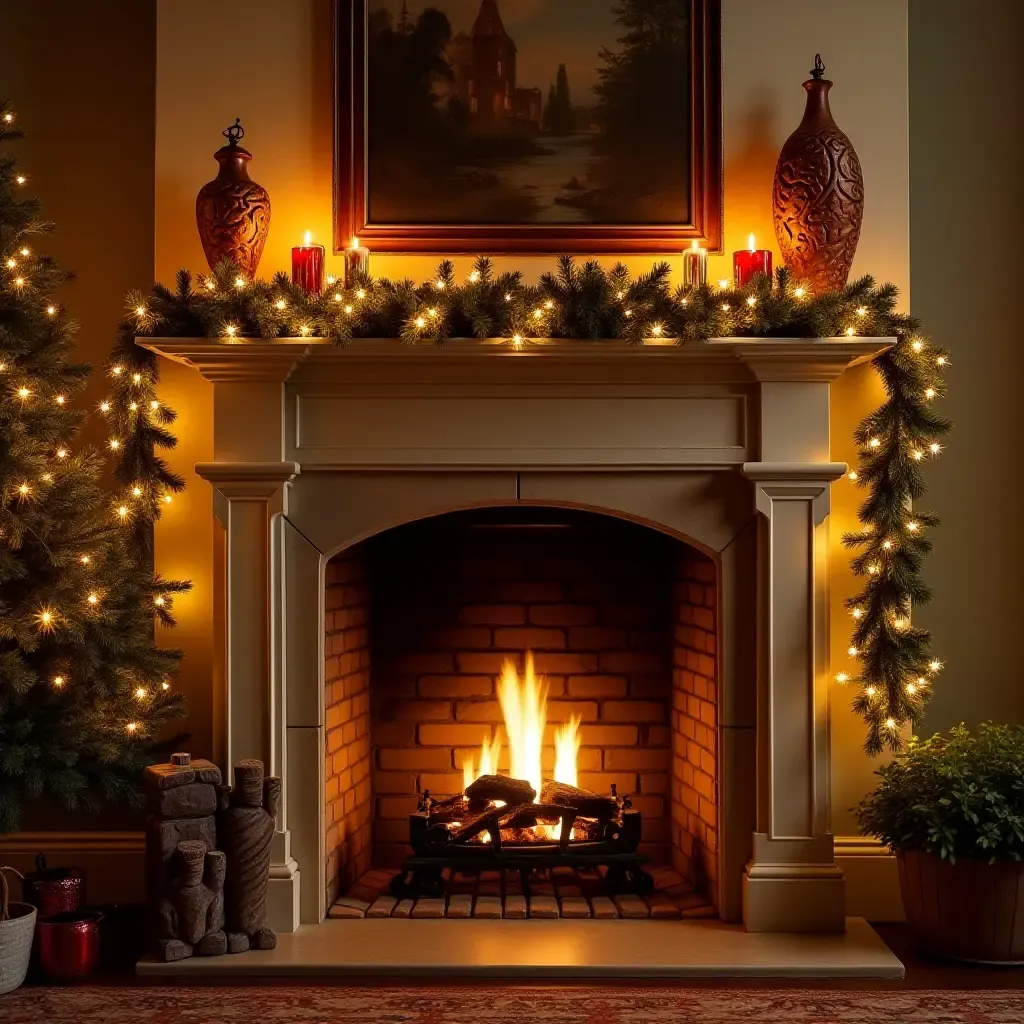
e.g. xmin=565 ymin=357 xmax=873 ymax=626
xmin=554 ymin=715 xmax=581 ymax=789
xmin=350 ymin=235 xmax=360 ymax=248
xmin=748 ymin=232 xmax=756 ymax=252
xmin=498 ymin=653 xmax=547 ymax=800
xmin=463 ymin=729 xmax=502 ymax=793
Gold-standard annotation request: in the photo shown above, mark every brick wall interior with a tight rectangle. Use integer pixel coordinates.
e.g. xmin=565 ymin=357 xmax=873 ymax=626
xmin=324 ymin=508 xmax=719 ymax=913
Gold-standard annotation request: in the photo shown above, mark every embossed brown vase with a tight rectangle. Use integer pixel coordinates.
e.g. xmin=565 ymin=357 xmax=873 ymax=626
xmin=773 ymin=55 xmax=863 ymax=293
xmin=196 ymin=119 xmax=271 ymax=278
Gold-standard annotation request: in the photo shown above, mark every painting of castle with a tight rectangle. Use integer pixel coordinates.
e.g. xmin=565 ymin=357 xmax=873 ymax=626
xmin=365 ymin=0 xmax=694 ymax=226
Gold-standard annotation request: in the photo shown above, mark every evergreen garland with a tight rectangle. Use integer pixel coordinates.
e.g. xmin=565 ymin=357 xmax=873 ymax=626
xmin=0 ymin=102 xmax=187 ymax=832
xmin=111 ymin=255 xmax=950 ymax=755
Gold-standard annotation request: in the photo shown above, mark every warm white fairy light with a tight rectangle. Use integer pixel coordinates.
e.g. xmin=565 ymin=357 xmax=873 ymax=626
xmin=845 ymin=326 xmax=856 ymax=337
xmin=344 ymin=303 xmax=353 ymax=314
xmin=928 ymin=660 xmax=943 ymax=673
xmin=163 ymin=494 xmax=173 ymax=504
xmin=132 ymin=485 xmax=143 ymax=497
xmin=225 ymin=324 xmax=238 ymax=338
xmin=468 ymin=270 xmax=480 ymax=283
xmin=882 ymin=539 xmax=892 ymax=550
xmin=205 ymin=279 xmax=216 ymax=291
xmin=936 ymin=355 xmax=947 ymax=366
xmin=275 ymin=299 xmax=286 ymax=310
xmin=624 ymin=309 xmax=633 ymax=318
xmin=46 ymin=305 xmax=56 ymax=315
xmin=906 ymin=521 xmax=920 ymax=532
xmin=2 ymin=113 xmax=13 ymax=123
xmin=544 ymin=300 xmax=554 ymax=310
xmin=929 ymin=442 xmax=942 ymax=455
xmin=856 ymin=306 xmax=867 ymax=317
xmin=415 ymin=315 xmax=426 ymax=328
xmin=234 ymin=276 xmax=245 ymax=289
xmin=17 ymin=386 xmax=30 ymax=399
xmin=40 ymin=473 xmax=51 ymax=482
xmin=135 ymin=304 xmax=147 ymax=317
xmin=154 ymin=596 xmax=165 ymax=607
xmin=327 ymin=275 xmax=336 ymax=286
xmin=868 ymin=564 xmax=879 ymax=575
xmin=6 ymin=258 xmax=16 ymax=269
xmin=299 ymin=324 xmax=311 ymax=336
xmin=868 ymin=437 xmax=881 ymax=448
xmin=108 ymin=439 xmax=120 ymax=451
xmin=36 ymin=608 xmax=54 ymax=629
xmin=835 ymin=672 xmax=849 ymax=683
xmin=906 ymin=682 xmax=917 ymax=694
xmin=356 ymin=288 xmax=366 ymax=299
xmin=848 ymin=470 xmax=858 ymax=480
xmin=865 ymin=685 xmax=877 ymax=697
xmin=427 ymin=307 xmax=438 ymax=319
xmin=13 ymin=277 xmax=24 ymax=288
xmin=911 ymin=339 xmax=923 ymax=353
xmin=79 ymin=555 xmax=90 ymax=565
xmin=717 ymin=279 xmax=729 ymax=290
xmin=650 ymin=323 xmax=664 ymax=337
xmin=128 ymin=401 xmax=137 ymax=411
xmin=116 ymin=505 xmax=129 ymax=518
xmin=885 ymin=717 xmax=897 ymax=730
xmin=86 ymin=592 xmax=99 ymax=605
xmin=746 ymin=296 xmax=757 ymax=307
xmin=851 ymin=607 xmax=864 ymax=619
xmin=533 ymin=309 xmax=543 ymax=320
xmin=721 ymin=303 xmax=730 ymax=311
xmin=161 ymin=681 xmax=170 ymax=691
xmin=53 ymin=675 xmax=65 ymax=687
xmin=15 ymin=175 xmax=26 ymax=185
xmin=925 ymin=388 xmax=936 ymax=399
xmin=434 ymin=279 xmax=445 ymax=291
xmin=126 ymin=722 xmax=139 ymax=733
xmin=911 ymin=448 xmax=924 ymax=461
xmin=511 ymin=334 xmax=524 ymax=350
xmin=794 ymin=287 xmax=807 ymax=299
xmin=56 ymin=447 xmax=68 ymax=459
xmin=150 ymin=400 xmax=159 ymax=410
xmin=17 ymin=482 xmax=30 ymax=496
xmin=55 ymin=395 xmax=65 ymax=405
xmin=111 ymin=365 xmax=123 ymax=376
xmin=848 ymin=646 xmax=859 ymax=657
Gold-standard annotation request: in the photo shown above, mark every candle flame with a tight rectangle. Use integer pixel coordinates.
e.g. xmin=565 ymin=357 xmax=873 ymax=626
xmin=748 ymin=232 xmax=756 ymax=252
xmin=691 ymin=239 xmax=699 ymax=250
xmin=303 ymin=230 xmax=312 ymax=247
xmin=350 ymin=236 xmax=360 ymax=248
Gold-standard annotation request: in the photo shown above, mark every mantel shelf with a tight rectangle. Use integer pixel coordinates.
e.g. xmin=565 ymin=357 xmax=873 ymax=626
xmin=136 ymin=336 xmax=895 ymax=384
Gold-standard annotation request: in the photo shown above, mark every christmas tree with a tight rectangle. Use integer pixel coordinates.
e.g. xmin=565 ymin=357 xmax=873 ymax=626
xmin=0 ymin=101 xmax=186 ymax=833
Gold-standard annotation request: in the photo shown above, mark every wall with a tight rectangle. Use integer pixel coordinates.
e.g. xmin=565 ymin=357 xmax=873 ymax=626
xmin=909 ymin=0 xmax=1024 ymax=732
xmin=154 ymin=0 xmax=910 ymax=844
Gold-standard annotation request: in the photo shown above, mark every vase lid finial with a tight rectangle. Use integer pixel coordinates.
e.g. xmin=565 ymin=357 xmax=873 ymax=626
xmin=810 ymin=54 xmax=826 ymax=80
xmin=223 ymin=118 xmax=245 ymax=148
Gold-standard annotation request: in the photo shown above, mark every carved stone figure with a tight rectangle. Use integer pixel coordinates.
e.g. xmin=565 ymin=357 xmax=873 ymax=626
xmin=217 ymin=760 xmax=279 ymax=952
xmin=156 ymin=840 xmax=226 ymax=962
xmin=196 ymin=119 xmax=271 ymax=278
xmin=773 ymin=55 xmax=864 ymax=293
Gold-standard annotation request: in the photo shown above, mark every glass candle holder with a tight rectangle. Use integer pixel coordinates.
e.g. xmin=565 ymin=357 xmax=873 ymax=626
xmin=682 ymin=239 xmax=708 ymax=288
xmin=733 ymin=233 xmax=772 ymax=288
xmin=344 ymin=236 xmax=370 ymax=288
xmin=291 ymin=231 xmax=325 ymax=296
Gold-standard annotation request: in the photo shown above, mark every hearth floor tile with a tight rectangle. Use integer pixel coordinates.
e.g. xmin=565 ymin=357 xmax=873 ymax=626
xmin=137 ymin=917 xmax=904 ymax=979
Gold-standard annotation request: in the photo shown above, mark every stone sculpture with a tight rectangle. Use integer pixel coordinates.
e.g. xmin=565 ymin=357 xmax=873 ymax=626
xmin=155 ymin=840 xmax=226 ymax=962
xmin=217 ymin=759 xmax=279 ymax=952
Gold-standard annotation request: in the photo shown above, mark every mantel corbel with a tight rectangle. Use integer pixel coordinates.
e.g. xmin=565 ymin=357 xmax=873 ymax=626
xmin=707 ymin=337 xmax=894 ymax=381
xmin=742 ymin=462 xmax=847 ymax=526
xmin=196 ymin=461 xmax=300 ymax=521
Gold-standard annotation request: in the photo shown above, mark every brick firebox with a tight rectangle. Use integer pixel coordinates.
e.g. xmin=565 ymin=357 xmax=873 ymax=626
xmin=324 ymin=508 xmax=719 ymax=914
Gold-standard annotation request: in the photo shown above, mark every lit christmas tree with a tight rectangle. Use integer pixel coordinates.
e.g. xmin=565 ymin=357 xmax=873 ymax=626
xmin=0 ymin=101 xmax=187 ymax=833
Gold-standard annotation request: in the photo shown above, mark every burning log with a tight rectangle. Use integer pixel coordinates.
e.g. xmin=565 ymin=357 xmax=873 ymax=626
xmin=465 ymin=775 xmax=536 ymax=805
xmin=540 ymin=781 xmax=618 ymax=820
xmin=443 ymin=807 xmax=502 ymax=845
xmin=502 ymin=802 xmax=572 ymax=829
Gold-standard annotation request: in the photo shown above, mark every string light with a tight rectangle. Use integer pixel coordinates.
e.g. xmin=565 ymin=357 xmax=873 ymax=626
xmin=333 ymin=293 xmax=343 ymax=303
xmin=161 ymin=681 xmax=170 ymax=691
xmin=511 ymin=334 xmax=523 ymax=350
xmin=624 ymin=309 xmax=632 ymax=318
xmin=414 ymin=316 xmax=426 ymax=328
xmin=868 ymin=437 xmax=881 ymax=448
xmin=504 ymin=292 xmax=512 ymax=302
xmin=856 ymin=306 xmax=867 ymax=317
xmin=40 ymin=473 xmax=51 ymax=482
xmin=911 ymin=449 xmax=924 ymax=461
xmin=924 ymin=388 xmax=936 ymax=399
xmin=866 ymin=685 xmax=877 ymax=697
xmin=868 ymin=564 xmax=879 ymax=575
xmin=56 ymin=447 xmax=68 ymax=459
xmin=544 ymin=300 xmax=554 ymax=310
xmin=650 ymin=323 xmax=664 ymax=337
xmin=533 ymin=309 xmax=543 ymax=320
xmin=132 ymin=485 xmax=143 ymax=497
xmin=936 ymin=355 xmax=947 ymax=366
xmin=326 ymin=275 xmax=336 ymax=286
xmin=344 ymin=303 xmax=353 ymax=314
xmin=929 ymin=660 xmax=943 ymax=673
xmin=116 ymin=505 xmax=129 ymax=519
xmin=52 ymin=676 xmax=65 ymax=688
xmin=882 ymin=539 xmax=892 ymax=550
xmin=132 ymin=372 xmax=142 ymax=384
xmin=150 ymin=400 xmax=159 ymax=410
xmin=128 ymin=402 xmax=138 ymax=411
xmin=225 ymin=324 xmax=238 ymax=338
xmin=911 ymin=339 xmax=924 ymax=353
xmin=275 ymin=299 xmax=286 ymax=310
xmin=154 ymin=596 xmax=165 ymax=607
xmin=234 ymin=276 xmax=245 ymax=289
xmin=108 ymin=439 xmax=120 ymax=450
xmin=929 ymin=442 xmax=943 ymax=455
xmin=126 ymin=722 xmax=139 ymax=734
xmin=17 ymin=482 xmax=30 ymax=496
xmin=111 ymin=365 xmax=123 ymax=376
xmin=205 ymin=279 xmax=216 ymax=291
xmin=79 ymin=555 xmax=90 ymax=565
xmin=6 ymin=258 xmax=16 ymax=269
xmin=427 ymin=307 xmax=438 ymax=319
xmin=885 ymin=717 xmax=897 ymax=730
xmin=906 ymin=682 xmax=917 ymax=694
xmin=835 ymin=672 xmax=849 ymax=683
xmin=845 ymin=327 xmax=856 ymax=337
xmin=848 ymin=646 xmax=859 ymax=657
xmin=906 ymin=521 xmax=920 ymax=532
xmin=848 ymin=470 xmax=858 ymax=481
xmin=135 ymin=305 xmax=147 ymax=317
xmin=299 ymin=324 xmax=311 ymax=336
xmin=746 ymin=296 xmax=757 ymax=307
xmin=721 ymin=303 xmax=731 ymax=311
xmin=468 ymin=270 xmax=480 ymax=283
xmin=717 ymin=279 xmax=729 ymax=290
xmin=356 ymin=288 xmax=366 ymax=299
xmin=46 ymin=305 xmax=56 ymax=315
xmin=135 ymin=687 xmax=148 ymax=699
xmin=13 ymin=277 xmax=24 ymax=288
xmin=15 ymin=175 xmax=26 ymax=185
xmin=851 ymin=607 xmax=864 ymax=619
xmin=434 ymin=279 xmax=445 ymax=290
xmin=17 ymin=386 xmax=31 ymax=400
xmin=794 ymin=287 xmax=807 ymax=299
xmin=616 ymin=290 xmax=625 ymax=300
xmin=36 ymin=608 xmax=55 ymax=630
xmin=86 ymin=592 xmax=99 ymax=605
xmin=2 ymin=112 xmax=13 ymax=123
xmin=163 ymin=494 xmax=173 ymax=504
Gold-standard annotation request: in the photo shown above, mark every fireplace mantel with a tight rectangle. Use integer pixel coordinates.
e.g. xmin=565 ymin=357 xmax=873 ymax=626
xmin=141 ymin=333 xmax=893 ymax=936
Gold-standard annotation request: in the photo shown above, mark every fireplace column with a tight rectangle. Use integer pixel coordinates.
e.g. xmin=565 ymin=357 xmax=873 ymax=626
xmin=740 ymin=365 xmax=849 ymax=932
xmin=196 ymin=460 xmax=301 ymax=933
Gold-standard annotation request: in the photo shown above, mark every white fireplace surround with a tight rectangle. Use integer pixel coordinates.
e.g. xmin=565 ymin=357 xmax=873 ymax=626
xmin=140 ymin=334 xmax=893 ymax=935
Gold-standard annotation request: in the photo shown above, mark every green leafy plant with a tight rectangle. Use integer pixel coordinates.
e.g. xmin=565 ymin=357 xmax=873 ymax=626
xmin=855 ymin=723 xmax=1024 ymax=861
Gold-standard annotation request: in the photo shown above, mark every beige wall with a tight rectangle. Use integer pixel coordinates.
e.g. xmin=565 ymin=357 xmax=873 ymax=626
xmin=153 ymin=0 xmax=910 ymax=831
xmin=909 ymin=0 xmax=1024 ymax=733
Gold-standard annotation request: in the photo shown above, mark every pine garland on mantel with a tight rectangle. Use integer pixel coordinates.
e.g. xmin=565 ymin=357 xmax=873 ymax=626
xmin=108 ymin=256 xmax=951 ymax=754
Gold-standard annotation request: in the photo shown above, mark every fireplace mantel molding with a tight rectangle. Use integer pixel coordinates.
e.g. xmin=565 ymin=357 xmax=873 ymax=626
xmin=141 ymin=335 xmax=893 ymax=935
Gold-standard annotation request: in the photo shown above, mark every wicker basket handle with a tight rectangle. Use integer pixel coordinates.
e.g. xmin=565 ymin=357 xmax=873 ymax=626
xmin=0 ymin=866 xmax=25 ymax=922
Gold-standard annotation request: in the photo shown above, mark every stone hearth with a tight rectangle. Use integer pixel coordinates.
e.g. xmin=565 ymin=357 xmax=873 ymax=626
xmin=140 ymin=334 xmax=893 ymax=939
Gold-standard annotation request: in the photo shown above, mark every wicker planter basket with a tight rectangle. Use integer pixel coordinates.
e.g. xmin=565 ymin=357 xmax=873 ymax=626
xmin=1 ymin=867 xmax=37 ymax=995
xmin=898 ymin=849 xmax=1024 ymax=963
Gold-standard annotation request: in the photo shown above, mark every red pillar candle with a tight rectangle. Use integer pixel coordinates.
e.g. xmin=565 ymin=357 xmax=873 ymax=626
xmin=681 ymin=238 xmax=708 ymax=288
xmin=344 ymin=235 xmax=370 ymax=288
xmin=291 ymin=231 xmax=325 ymax=295
xmin=733 ymin=233 xmax=773 ymax=287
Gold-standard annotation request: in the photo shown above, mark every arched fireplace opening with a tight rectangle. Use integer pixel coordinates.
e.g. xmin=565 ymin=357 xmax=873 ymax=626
xmin=323 ymin=506 xmax=719 ymax=920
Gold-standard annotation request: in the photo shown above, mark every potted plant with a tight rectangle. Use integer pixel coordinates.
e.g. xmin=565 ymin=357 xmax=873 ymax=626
xmin=856 ymin=722 xmax=1024 ymax=963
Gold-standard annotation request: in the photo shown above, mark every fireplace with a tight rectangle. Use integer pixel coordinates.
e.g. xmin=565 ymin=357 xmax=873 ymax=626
xmin=322 ymin=508 xmax=719 ymax=920
xmin=140 ymin=334 xmax=893 ymax=938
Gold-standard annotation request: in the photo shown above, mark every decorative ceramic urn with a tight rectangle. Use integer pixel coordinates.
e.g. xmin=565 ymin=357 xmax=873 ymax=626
xmin=195 ymin=119 xmax=271 ymax=278
xmin=772 ymin=55 xmax=864 ymax=293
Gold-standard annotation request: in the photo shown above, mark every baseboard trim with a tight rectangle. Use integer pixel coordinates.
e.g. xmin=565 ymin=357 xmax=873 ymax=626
xmin=0 ymin=830 xmax=145 ymax=854
xmin=834 ymin=835 xmax=905 ymax=923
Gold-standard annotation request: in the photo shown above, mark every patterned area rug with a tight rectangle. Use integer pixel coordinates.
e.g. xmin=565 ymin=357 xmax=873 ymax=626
xmin=3 ymin=988 xmax=1024 ymax=1024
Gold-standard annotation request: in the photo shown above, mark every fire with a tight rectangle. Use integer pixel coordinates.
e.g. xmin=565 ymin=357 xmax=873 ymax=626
xmin=463 ymin=652 xmax=580 ymax=800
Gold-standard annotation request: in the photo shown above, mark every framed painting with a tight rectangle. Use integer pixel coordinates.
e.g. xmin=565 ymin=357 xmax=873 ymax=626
xmin=335 ymin=0 xmax=722 ymax=253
